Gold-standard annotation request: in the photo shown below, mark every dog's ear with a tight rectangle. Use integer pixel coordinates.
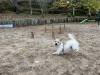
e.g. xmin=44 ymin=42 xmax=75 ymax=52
xmin=60 ymin=38 xmax=63 ymax=41
xmin=54 ymin=37 xmax=57 ymax=40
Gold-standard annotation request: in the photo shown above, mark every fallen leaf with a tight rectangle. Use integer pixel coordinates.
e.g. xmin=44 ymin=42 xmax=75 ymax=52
xmin=86 ymin=65 xmax=88 ymax=66
xmin=47 ymin=56 xmax=50 ymax=58
xmin=22 ymin=48 xmax=25 ymax=50
xmin=44 ymin=56 xmax=50 ymax=59
xmin=34 ymin=61 xmax=39 ymax=63
xmin=87 ymin=38 xmax=89 ymax=40
xmin=44 ymin=57 xmax=47 ymax=58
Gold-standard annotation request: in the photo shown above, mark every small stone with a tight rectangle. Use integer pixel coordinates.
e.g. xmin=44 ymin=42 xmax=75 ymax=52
xmin=34 ymin=61 xmax=39 ymax=63
xmin=98 ymin=70 xmax=100 ymax=73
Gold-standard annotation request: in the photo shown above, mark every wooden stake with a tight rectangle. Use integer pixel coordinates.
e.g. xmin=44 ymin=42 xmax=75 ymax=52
xmin=52 ymin=24 xmax=54 ymax=31
xmin=52 ymin=31 xmax=54 ymax=39
xmin=45 ymin=27 xmax=47 ymax=33
xmin=64 ymin=24 xmax=65 ymax=30
xmin=31 ymin=31 xmax=34 ymax=38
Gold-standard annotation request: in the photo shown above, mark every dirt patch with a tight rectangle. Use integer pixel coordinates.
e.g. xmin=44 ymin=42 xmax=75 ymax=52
xmin=0 ymin=22 xmax=100 ymax=75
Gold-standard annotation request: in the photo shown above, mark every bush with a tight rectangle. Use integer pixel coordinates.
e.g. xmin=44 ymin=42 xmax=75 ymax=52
xmin=19 ymin=10 xmax=25 ymax=13
xmin=95 ymin=18 xmax=98 ymax=21
xmin=32 ymin=12 xmax=41 ymax=15
xmin=0 ymin=8 xmax=4 ymax=13
xmin=60 ymin=13 xmax=67 ymax=15
xmin=5 ymin=7 xmax=15 ymax=11
xmin=68 ymin=13 xmax=71 ymax=17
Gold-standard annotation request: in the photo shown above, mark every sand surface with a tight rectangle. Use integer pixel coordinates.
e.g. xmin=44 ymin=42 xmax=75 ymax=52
xmin=0 ymin=22 xmax=100 ymax=75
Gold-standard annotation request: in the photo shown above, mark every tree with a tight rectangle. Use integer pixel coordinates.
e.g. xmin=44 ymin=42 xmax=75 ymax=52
xmin=76 ymin=0 xmax=100 ymax=16
xmin=51 ymin=0 xmax=78 ymax=17
xmin=8 ymin=0 xmax=19 ymax=14
xmin=13 ymin=0 xmax=19 ymax=14
xmin=51 ymin=0 xmax=100 ymax=16
xmin=29 ymin=0 xmax=32 ymax=15
xmin=39 ymin=0 xmax=48 ymax=18
xmin=51 ymin=0 xmax=69 ymax=9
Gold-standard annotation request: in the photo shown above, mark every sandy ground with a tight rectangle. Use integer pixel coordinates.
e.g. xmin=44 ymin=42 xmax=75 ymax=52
xmin=0 ymin=22 xmax=100 ymax=75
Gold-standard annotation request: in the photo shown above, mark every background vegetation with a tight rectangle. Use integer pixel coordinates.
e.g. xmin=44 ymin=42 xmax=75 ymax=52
xmin=0 ymin=0 xmax=100 ymax=18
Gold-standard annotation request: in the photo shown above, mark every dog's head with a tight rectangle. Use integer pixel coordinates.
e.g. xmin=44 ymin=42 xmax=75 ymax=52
xmin=54 ymin=37 xmax=62 ymax=46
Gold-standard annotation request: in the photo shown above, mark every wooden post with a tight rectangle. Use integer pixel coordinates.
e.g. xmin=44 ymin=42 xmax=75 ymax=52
xmin=64 ymin=24 xmax=65 ymax=30
xmin=45 ymin=27 xmax=47 ymax=33
xmin=59 ymin=26 xmax=61 ymax=34
xmin=31 ymin=31 xmax=34 ymax=38
xmin=52 ymin=31 xmax=54 ymax=39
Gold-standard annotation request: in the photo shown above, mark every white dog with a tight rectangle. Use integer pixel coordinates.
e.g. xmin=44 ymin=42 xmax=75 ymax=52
xmin=53 ymin=33 xmax=79 ymax=54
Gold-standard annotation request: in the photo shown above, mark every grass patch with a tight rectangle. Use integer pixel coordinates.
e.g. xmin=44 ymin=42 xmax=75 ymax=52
xmin=32 ymin=12 xmax=41 ymax=15
xmin=5 ymin=7 xmax=15 ymax=11
xmin=60 ymin=13 xmax=67 ymax=15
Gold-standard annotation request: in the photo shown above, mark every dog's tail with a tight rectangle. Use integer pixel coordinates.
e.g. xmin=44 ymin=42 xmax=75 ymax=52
xmin=68 ymin=33 xmax=75 ymax=40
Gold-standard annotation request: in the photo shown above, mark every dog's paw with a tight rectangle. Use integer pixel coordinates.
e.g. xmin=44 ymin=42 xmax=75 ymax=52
xmin=53 ymin=52 xmax=59 ymax=54
xmin=53 ymin=52 xmax=57 ymax=54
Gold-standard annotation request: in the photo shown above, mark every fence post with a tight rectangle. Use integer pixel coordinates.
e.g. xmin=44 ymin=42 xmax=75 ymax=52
xmin=64 ymin=24 xmax=65 ymax=30
xmin=31 ymin=31 xmax=34 ymax=38
xmin=45 ymin=27 xmax=47 ymax=33
xmin=52 ymin=31 xmax=54 ymax=39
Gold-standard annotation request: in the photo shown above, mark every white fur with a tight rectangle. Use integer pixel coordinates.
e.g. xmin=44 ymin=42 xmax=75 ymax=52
xmin=53 ymin=33 xmax=79 ymax=54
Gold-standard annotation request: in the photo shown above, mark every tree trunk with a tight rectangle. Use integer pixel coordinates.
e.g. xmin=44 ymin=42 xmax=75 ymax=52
xmin=88 ymin=9 xmax=91 ymax=17
xmin=13 ymin=0 xmax=19 ymax=14
xmin=73 ymin=7 xmax=75 ymax=17
xmin=29 ymin=0 xmax=32 ymax=15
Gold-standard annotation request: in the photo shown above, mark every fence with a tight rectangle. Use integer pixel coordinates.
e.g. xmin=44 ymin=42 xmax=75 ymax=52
xmin=0 ymin=18 xmax=97 ymax=27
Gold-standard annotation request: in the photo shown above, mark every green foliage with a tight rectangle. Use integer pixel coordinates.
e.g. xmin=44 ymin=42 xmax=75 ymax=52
xmin=0 ymin=8 xmax=4 ymax=13
xmin=32 ymin=3 xmax=40 ymax=8
xmin=68 ymin=13 xmax=71 ymax=17
xmin=10 ymin=18 xmax=13 ymax=20
xmin=50 ymin=19 xmax=54 ymax=23
xmin=19 ymin=10 xmax=25 ymax=13
xmin=25 ymin=11 xmax=29 ymax=14
xmin=77 ymin=0 xmax=100 ymax=14
xmin=60 ymin=13 xmax=67 ymax=15
xmin=95 ymin=18 xmax=98 ymax=21
xmin=0 ymin=1 xmax=11 ymax=13
xmin=21 ymin=1 xmax=29 ymax=3
xmin=5 ymin=7 xmax=15 ymax=11
xmin=1 ymin=1 xmax=10 ymax=7
xmin=75 ymin=9 xmax=87 ymax=16
xmin=51 ymin=0 xmax=70 ymax=9
xmin=32 ymin=12 xmax=41 ymax=15
xmin=50 ymin=0 xmax=100 ymax=16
